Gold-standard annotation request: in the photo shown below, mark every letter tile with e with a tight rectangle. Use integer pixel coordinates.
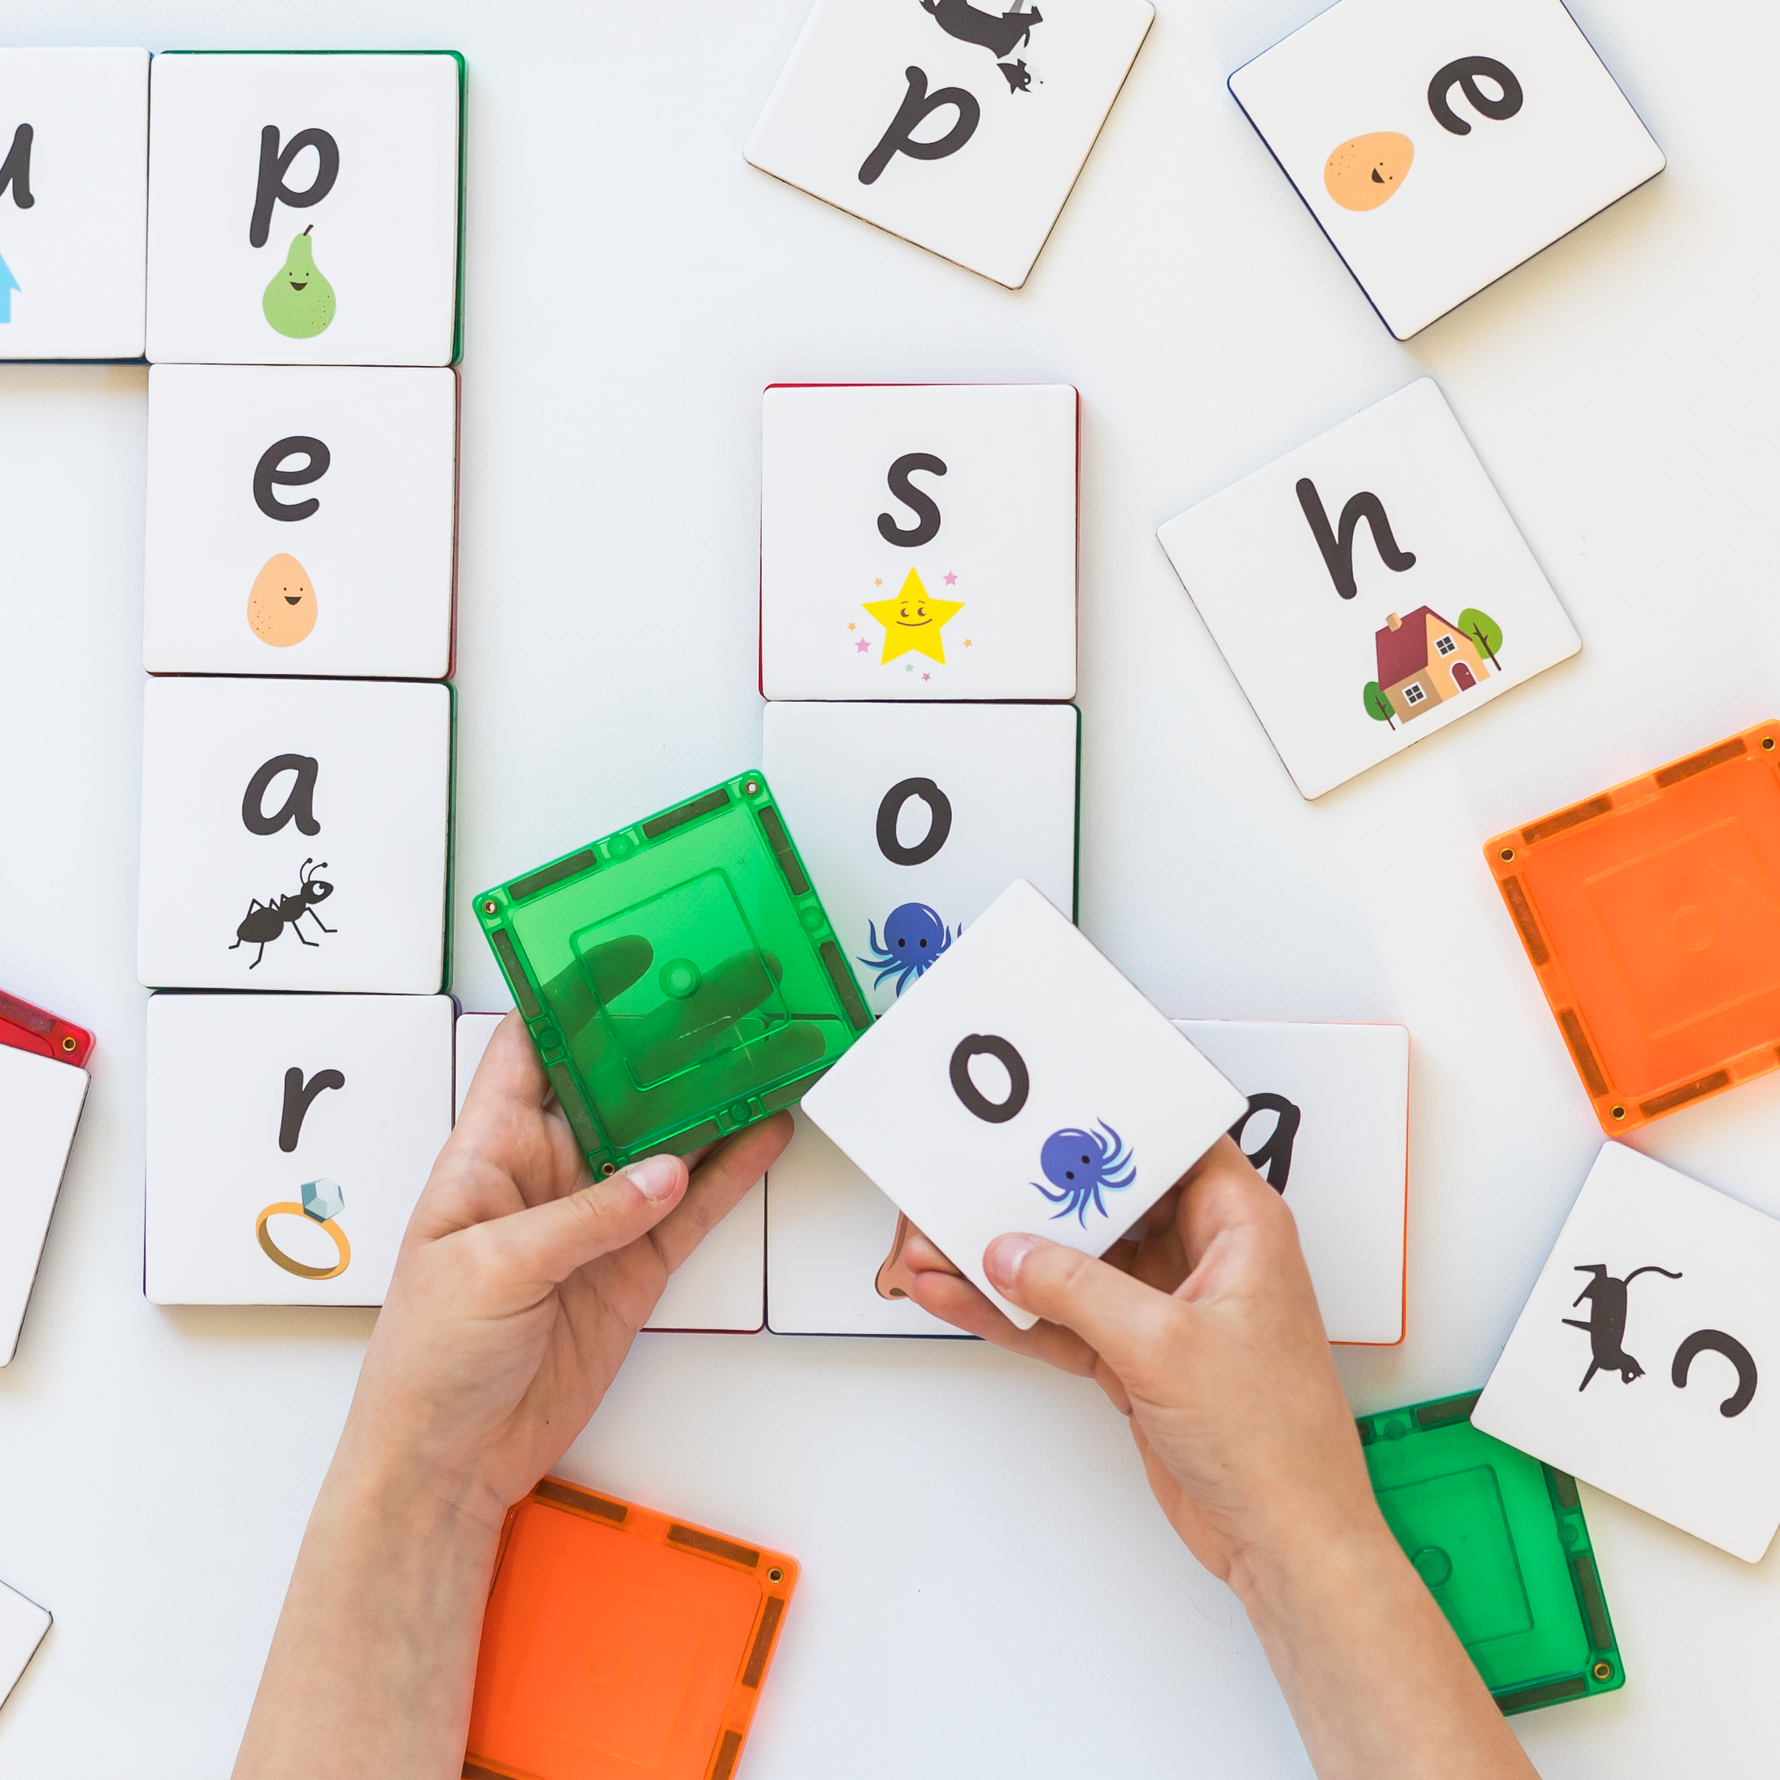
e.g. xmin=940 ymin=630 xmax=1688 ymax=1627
xmin=144 ymin=364 xmax=458 ymax=677
xmin=1229 ymin=0 xmax=1664 ymax=339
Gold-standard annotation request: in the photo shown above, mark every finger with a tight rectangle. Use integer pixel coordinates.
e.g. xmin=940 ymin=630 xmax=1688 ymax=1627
xmin=481 ymin=1151 xmax=688 ymax=1287
xmin=455 ymin=1011 xmax=547 ymax=1130
xmin=648 ymin=1112 xmax=793 ymax=1274
xmin=439 ymin=1013 xmax=590 ymax=1214
xmin=905 ymin=1261 xmax=1102 ymax=1377
xmin=905 ymin=1221 xmax=1142 ymax=1289
xmin=901 ymin=1221 xmax=1135 ymax=1377
xmin=898 ymin=1224 xmax=961 ymax=1277
xmin=1177 ymin=1136 xmax=1286 ymax=1268
xmin=985 ymin=1233 xmax=1186 ymax=1381
xmin=1168 ymin=1140 xmax=1317 ymax=1324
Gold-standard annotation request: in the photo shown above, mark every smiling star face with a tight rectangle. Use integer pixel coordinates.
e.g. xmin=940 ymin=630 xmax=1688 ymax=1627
xmin=247 ymin=552 xmax=319 ymax=647
xmin=1323 ymin=132 xmax=1415 ymax=211
xmin=862 ymin=569 xmax=964 ymax=666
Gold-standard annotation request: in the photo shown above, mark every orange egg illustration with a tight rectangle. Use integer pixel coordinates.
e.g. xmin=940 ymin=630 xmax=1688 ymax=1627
xmin=1324 ymin=132 xmax=1414 ymax=211
xmin=247 ymin=553 xmax=318 ymax=647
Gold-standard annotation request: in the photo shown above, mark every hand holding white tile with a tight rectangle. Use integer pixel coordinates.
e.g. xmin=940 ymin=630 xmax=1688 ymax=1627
xmin=802 ymin=880 xmax=1246 ymax=1329
xmin=1177 ymin=1020 xmax=1408 ymax=1345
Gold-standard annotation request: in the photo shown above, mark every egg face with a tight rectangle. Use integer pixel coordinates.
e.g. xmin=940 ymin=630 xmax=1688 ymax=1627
xmin=247 ymin=553 xmax=318 ymax=647
xmin=1324 ymin=133 xmax=1415 ymax=211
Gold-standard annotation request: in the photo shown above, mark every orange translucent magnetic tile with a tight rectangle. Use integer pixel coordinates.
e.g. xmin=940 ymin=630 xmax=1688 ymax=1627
xmin=464 ymin=1478 xmax=798 ymax=1780
xmin=1486 ymin=722 xmax=1780 ymax=1134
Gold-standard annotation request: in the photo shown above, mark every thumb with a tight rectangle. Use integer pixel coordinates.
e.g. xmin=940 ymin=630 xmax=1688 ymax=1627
xmin=484 ymin=1152 xmax=688 ymax=1286
xmin=986 ymin=1233 xmax=1185 ymax=1378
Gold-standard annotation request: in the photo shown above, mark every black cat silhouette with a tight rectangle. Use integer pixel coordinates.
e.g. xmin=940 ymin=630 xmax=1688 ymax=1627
xmin=1563 ymin=1262 xmax=1682 ymax=1391
xmin=921 ymin=0 xmax=1042 ymax=60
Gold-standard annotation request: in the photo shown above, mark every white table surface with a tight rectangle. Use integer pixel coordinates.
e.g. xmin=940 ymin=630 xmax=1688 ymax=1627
xmin=3 ymin=2 xmax=1778 ymax=1774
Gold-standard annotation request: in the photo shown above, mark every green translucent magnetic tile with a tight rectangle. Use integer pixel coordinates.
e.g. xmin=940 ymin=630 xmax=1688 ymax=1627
xmin=475 ymin=773 xmax=870 ymax=1175
xmin=1359 ymin=1391 xmax=1624 ymax=1717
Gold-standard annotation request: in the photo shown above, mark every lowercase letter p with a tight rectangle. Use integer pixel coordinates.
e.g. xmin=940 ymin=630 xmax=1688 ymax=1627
xmin=859 ymin=67 xmax=980 ymax=186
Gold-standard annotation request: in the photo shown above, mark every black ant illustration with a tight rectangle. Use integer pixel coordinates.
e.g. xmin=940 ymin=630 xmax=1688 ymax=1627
xmin=1564 ymin=1263 xmax=1682 ymax=1390
xmin=230 ymin=858 xmax=336 ymax=968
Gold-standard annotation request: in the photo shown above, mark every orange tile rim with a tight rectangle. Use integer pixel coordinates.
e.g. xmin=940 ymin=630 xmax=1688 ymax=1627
xmin=463 ymin=1476 xmax=799 ymax=1780
xmin=1485 ymin=721 xmax=1780 ymax=1135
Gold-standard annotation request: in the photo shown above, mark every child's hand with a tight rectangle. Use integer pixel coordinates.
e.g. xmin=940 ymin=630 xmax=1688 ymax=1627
xmin=900 ymin=1135 xmax=1369 ymax=1588
xmin=338 ymin=1012 xmax=791 ymax=1527
xmin=235 ymin=1014 xmax=791 ymax=1780
xmin=901 ymin=1137 xmax=1538 ymax=1780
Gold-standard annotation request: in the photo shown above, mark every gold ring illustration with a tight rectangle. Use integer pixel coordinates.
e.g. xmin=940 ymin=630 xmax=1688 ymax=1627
xmin=256 ymin=1185 xmax=352 ymax=1281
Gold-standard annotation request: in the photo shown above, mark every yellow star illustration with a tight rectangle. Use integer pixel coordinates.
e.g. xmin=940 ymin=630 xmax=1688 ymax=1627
xmin=862 ymin=569 xmax=963 ymax=666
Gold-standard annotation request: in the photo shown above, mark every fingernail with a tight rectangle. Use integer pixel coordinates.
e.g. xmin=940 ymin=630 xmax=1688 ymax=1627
xmin=985 ymin=1234 xmax=1038 ymax=1289
xmin=625 ymin=1154 xmax=681 ymax=1202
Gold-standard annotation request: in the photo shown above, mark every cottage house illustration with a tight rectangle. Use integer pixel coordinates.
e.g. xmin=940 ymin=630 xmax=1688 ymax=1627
xmin=1375 ymin=607 xmax=1489 ymax=723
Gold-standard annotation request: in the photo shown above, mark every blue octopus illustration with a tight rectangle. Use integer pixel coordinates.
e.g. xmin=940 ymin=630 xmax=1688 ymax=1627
xmin=858 ymin=901 xmax=954 ymax=996
xmin=1033 ymin=1122 xmax=1137 ymax=1226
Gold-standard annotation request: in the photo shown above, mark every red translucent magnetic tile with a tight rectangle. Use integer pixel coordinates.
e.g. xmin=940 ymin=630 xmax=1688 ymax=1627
xmin=0 ymin=987 xmax=93 ymax=1067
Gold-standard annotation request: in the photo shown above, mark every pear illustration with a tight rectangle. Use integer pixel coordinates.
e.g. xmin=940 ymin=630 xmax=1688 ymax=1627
xmin=262 ymin=226 xmax=336 ymax=339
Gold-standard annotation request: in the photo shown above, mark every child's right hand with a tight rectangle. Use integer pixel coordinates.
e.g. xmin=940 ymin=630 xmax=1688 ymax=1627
xmin=900 ymin=1135 xmax=1375 ymax=1590
xmin=902 ymin=1136 xmax=1540 ymax=1780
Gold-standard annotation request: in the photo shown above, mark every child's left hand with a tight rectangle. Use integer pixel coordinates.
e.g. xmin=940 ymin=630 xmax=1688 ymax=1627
xmin=234 ymin=1013 xmax=790 ymax=1780
xmin=344 ymin=1011 xmax=792 ymax=1524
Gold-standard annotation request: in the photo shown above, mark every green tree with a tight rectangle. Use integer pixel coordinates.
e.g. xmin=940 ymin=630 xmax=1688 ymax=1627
xmin=1458 ymin=607 xmax=1503 ymax=669
xmin=1363 ymin=680 xmax=1395 ymax=728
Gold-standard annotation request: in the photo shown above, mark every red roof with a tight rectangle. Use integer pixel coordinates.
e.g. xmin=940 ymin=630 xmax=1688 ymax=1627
xmin=1376 ymin=607 xmax=1462 ymax=686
